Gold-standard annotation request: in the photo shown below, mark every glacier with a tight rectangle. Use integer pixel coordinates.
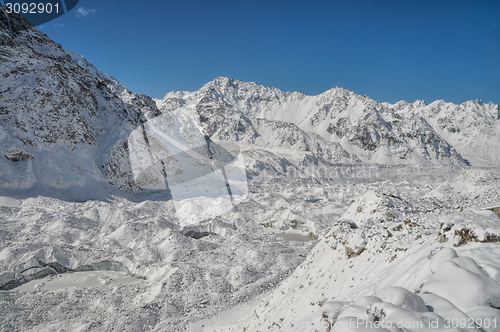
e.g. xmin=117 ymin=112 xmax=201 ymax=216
xmin=2 ymin=4 xmax=500 ymax=332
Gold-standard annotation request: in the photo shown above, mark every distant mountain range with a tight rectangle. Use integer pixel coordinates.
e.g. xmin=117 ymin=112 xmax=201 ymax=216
xmin=158 ymin=77 xmax=498 ymax=168
xmin=1 ymin=5 xmax=499 ymax=195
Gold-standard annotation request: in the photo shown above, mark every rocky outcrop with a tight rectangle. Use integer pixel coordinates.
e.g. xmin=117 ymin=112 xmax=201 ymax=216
xmin=4 ymin=148 xmax=33 ymax=162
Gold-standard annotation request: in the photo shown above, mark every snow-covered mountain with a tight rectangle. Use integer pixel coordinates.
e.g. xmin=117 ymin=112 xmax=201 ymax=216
xmin=158 ymin=76 xmax=498 ymax=168
xmin=2 ymin=5 xmax=500 ymax=332
xmin=0 ymin=5 xmax=160 ymax=194
xmin=2 ymin=1 xmax=499 ymax=197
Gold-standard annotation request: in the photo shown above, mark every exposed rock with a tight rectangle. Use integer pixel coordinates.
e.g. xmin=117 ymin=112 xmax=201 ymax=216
xmin=345 ymin=245 xmax=365 ymax=258
xmin=490 ymin=207 xmax=500 ymax=218
xmin=454 ymin=228 xmax=478 ymax=247
xmin=4 ymin=148 xmax=33 ymax=162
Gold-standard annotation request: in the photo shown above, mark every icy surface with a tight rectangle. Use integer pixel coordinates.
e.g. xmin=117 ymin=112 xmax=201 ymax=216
xmin=1 ymin=5 xmax=500 ymax=332
xmin=10 ymin=271 xmax=137 ymax=292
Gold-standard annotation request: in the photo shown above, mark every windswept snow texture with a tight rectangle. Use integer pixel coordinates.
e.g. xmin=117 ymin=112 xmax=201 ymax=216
xmin=2 ymin=5 xmax=500 ymax=332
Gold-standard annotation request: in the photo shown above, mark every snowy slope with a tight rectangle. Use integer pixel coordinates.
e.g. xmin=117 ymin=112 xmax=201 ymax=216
xmin=386 ymin=99 xmax=500 ymax=167
xmin=195 ymin=169 xmax=500 ymax=332
xmin=0 ymin=6 xmax=160 ymax=194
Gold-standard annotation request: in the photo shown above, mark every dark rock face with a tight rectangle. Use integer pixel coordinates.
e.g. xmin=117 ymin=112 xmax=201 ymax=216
xmin=334 ymin=118 xmax=348 ymax=139
xmin=349 ymin=125 xmax=379 ymax=151
xmin=0 ymin=4 xmax=34 ymax=42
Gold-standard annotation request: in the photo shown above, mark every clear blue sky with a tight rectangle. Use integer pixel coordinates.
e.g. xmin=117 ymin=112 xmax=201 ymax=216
xmin=5 ymin=0 xmax=500 ymax=104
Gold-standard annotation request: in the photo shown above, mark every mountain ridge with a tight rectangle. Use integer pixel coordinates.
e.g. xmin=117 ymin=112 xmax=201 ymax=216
xmin=0 ymin=5 xmax=161 ymax=194
xmin=1 ymin=4 xmax=499 ymax=197
xmin=158 ymin=76 xmax=499 ymax=169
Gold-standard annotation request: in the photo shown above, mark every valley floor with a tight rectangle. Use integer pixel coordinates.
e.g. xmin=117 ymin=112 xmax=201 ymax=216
xmin=1 ymin=164 xmax=500 ymax=332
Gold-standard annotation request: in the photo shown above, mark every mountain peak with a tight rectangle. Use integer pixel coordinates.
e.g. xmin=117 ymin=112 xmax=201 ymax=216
xmin=413 ymin=99 xmax=427 ymax=107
